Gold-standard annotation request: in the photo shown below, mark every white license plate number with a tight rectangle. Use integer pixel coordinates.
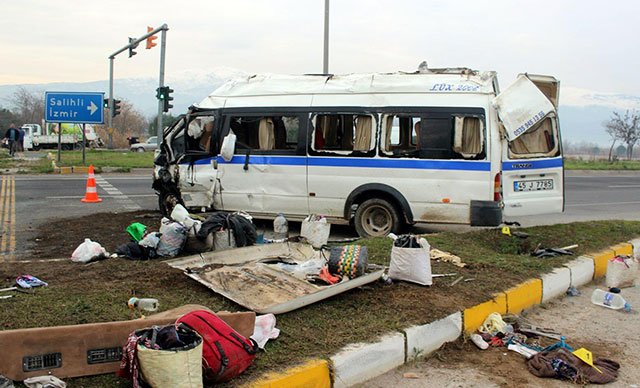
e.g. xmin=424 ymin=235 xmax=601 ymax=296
xmin=514 ymin=179 xmax=554 ymax=192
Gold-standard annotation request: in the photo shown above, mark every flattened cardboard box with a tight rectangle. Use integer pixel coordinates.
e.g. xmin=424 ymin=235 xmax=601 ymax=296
xmin=0 ymin=304 xmax=255 ymax=381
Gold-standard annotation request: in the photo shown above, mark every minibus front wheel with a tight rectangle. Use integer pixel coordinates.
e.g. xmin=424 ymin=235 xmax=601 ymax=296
xmin=354 ymin=198 xmax=402 ymax=238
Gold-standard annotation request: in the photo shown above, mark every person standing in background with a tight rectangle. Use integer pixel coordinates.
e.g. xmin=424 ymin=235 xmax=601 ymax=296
xmin=3 ymin=123 xmax=19 ymax=156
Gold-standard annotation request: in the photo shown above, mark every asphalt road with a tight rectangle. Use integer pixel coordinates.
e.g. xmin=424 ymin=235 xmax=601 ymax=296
xmin=2 ymin=170 xmax=640 ymax=260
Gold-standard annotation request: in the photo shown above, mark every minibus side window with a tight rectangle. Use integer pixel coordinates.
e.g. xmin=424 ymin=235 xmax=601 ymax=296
xmin=508 ymin=117 xmax=559 ymax=158
xmin=453 ymin=116 xmax=485 ymax=159
xmin=381 ymin=113 xmax=485 ymax=160
xmin=185 ymin=116 xmax=215 ymax=154
xmin=227 ymin=115 xmax=301 ymax=154
xmin=310 ymin=113 xmax=375 ymax=156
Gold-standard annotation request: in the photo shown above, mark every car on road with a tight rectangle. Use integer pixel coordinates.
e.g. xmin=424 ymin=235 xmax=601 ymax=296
xmin=130 ymin=136 xmax=158 ymax=152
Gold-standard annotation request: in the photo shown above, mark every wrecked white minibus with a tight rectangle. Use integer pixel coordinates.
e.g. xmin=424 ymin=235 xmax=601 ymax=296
xmin=152 ymin=68 xmax=564 ymax=237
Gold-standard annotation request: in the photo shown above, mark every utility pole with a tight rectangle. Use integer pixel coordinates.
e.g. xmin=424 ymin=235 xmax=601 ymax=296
xmin=323 ymin=0 xmax=330 ymax=74
xmin=107 ymin=24 xmax=168 ymax=148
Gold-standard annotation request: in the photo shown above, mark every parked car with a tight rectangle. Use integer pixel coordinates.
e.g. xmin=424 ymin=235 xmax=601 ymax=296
xmin=130 ymin=136 xmax=157 ymax=152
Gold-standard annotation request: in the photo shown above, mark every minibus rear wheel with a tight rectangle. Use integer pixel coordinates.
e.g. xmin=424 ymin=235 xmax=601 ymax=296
xmin=354 ymin=198 xmax=402 ymax=238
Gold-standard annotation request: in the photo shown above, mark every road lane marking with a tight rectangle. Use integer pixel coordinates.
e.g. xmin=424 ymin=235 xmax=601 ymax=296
xmin=93 ymin=175 xmax=141 ymax=211
xmin=566 ymin=201 xmax=640 ymax=207
xmin=0 ymin=176 xmax=15 ymax=261
xmin=608 ymin=185 xmax=640 ymax=188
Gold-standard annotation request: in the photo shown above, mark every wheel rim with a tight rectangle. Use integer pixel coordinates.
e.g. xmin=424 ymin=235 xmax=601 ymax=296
xmin=361 ymin=204 xmax=393 ymax=236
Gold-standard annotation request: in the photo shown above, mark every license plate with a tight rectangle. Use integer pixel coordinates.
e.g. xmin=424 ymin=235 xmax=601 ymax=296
xmin=514 ymin=179 xmax=554 ymax=192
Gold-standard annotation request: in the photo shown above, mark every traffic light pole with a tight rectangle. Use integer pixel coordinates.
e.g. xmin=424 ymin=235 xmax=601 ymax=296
xmin=107 ymin=24 xmax=168 ymax=148
xmin=108 ymin=57 xmax=114 ymax=149
xmin=157 ymin=28 xmax=167 ymax=142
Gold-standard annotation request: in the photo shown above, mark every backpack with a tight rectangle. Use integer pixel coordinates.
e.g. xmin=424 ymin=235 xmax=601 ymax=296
xmin=176 ymin=310 xmax=258 ymax=383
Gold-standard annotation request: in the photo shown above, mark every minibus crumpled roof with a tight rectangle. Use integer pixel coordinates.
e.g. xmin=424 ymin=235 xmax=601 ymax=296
xmin=195 ymin=71 xmax=498 ymax=109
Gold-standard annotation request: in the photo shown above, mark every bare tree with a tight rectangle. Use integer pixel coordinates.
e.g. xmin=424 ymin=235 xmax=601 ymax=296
xmin=604 ymin=119 xmax=618 ymax=162
xmin=10 ymin=87 xmax=44 ymax=125
xmin=605 ymin=110 xmax=640 ymax=160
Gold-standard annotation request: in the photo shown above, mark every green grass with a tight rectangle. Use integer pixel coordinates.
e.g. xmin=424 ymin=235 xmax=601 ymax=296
xmin=564 ymin=157 xmax=640 ymax=170
xmin=1 ymin=220 xmax=639 ymax=387
xmin=53 ymin=150 xmax=155 ymax=170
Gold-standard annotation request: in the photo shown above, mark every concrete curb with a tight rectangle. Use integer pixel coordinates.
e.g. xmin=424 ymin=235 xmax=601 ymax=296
xmin=331 ymin=333 xmax=405 ymax=388
xmin=251 ymin=240 xmax=638 ymax=387
xmin=405 ymin=312 xmax=462 ymax=361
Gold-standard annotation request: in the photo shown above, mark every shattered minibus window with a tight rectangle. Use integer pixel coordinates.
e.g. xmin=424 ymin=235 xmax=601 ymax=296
xmin=227 ymin=115 xmax=300 ymax=153
xmin=186 ymin=116 xmax=216 ymax=153
xmin=508 ymin=117 xmax=559 ymax=158
xmin=310 ymin=114 xmax=375 ymax=155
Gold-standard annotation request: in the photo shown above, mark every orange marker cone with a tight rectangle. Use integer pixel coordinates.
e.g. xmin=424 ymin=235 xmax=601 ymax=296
xmin=81 ymin=165 xmax=102 ymax=203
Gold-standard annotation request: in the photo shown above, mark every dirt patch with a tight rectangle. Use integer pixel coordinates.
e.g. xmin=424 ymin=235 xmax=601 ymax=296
xmin=30 ymin=210 xmax=162 ymax=259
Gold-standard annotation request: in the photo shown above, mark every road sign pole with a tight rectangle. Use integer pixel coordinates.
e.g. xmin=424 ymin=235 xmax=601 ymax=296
xmin=82 ymin=123 xmax=86 ymax=165
xmin=108 ymin=57 xmax=114 ymax=149
xmin=57 ymin=123 xmax=62 ymax=163
xmin=157 ymin=28 xmax=167 ymax=143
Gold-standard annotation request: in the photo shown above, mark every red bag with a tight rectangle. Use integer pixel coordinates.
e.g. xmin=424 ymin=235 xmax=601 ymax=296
xmin=176 ymin=310 xmax=258 ymax=383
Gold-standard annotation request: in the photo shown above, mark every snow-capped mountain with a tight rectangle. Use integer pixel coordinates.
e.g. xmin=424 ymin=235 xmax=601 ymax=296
xmin=1 ymin=68 xmax=638 ymax=146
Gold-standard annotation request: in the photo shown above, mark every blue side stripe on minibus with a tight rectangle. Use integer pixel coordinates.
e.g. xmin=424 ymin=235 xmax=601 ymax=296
xmin=501 ymin=157 xmax=563 ymax=171
xmin=185 ymin=156 xmax=490 ymax=171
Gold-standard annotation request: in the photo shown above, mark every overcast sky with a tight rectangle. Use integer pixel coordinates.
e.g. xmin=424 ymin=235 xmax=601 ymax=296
xmin=2 ymin=0 xmax=639 ymax=96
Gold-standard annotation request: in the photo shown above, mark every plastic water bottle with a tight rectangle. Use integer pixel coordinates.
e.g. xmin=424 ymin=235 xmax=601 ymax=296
xmin=273 ymin=213 xmax=288 ymax=240
xmin=590 ymin=289 xmax=627 ymax=310
xmin=128 ymin=297 xmax=159 ymax=312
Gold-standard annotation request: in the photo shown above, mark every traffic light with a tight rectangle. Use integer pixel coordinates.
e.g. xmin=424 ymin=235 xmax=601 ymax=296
xmin=146 ymin=26 xmax=157 ymax=49
xmin=103 ymin=98 xmax=109 ymax=109
xmin=128 ymin=37 xmax=138 ymax=58
xmin=112 ymin=99 xmax=122 ymax=117
xmin=157 ymin=86 xmax=174 ymax=112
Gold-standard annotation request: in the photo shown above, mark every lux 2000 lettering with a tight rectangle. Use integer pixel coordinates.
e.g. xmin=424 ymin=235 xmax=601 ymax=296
xmin=429 ymin=84 xmax=480 ymax=92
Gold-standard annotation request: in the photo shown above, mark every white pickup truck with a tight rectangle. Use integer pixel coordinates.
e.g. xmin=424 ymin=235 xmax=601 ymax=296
xmin=21 ymin=123 xmax=102 ymax=150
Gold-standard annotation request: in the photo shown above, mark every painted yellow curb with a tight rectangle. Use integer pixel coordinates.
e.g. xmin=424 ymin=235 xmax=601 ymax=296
xmin=463 ymin=293 xmax=507 ymax=333
xmin=612 ymin=243 xmax=633 ymax=257
xmin=505 ymin=279 xmax=542 ymax=314
xmin=57 ymin=166 xmax=73 ymax=174
xmin=72 ymin=166 xmax=90 ymax=174
xmin=590 ymin=249 xmax=615 ymax=279
xmin=248 ymin=359 xmax=331 ymax=388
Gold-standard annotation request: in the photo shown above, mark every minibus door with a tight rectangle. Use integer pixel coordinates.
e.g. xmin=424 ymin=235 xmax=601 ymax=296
xmin=493 ymin=74 xmax=564 ymax=217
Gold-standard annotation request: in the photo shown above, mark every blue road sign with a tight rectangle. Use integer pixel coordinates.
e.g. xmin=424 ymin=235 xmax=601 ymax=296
xmin=44 ymin=91 xmax=105 ymax=124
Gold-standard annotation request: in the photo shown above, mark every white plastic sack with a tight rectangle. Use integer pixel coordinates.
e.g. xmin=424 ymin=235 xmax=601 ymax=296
xmin=300 ymin=215 xmax=331 ymax=249
xmin=139 ymin=232 xmax=161 ymax=249
xmin=157 ymin=222 xmax=188 ymax=257
xmin=220 ymin=131 xmax=236 ymax=162
xmin=71 ymin=238 xmax=108 ymax=263
xmin=170 ymin=204 xmax=196 ymax=229
xmin=606 ymin=256 xmax=639 ymax=288
xmin=388 ymin=238 xmax=432 ymax=285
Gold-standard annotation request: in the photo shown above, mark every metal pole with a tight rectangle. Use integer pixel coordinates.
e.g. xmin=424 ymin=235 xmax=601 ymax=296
xmin=323 ymin=0 xmax=329 ymax=74
xmin=82 ymin=123 xmax=86 ymax=165
xmin=108 ymin=57 xmax=114 ymax=149
xmin=57 ymin=123 xmax=61 ymax=163
xmin=157 ymin=28 xmax=167 ymax=143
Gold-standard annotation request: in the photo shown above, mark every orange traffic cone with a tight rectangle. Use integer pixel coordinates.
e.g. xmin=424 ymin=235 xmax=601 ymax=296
xmin=81 ymin=165 xmax=102 ymax=203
